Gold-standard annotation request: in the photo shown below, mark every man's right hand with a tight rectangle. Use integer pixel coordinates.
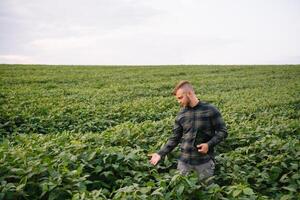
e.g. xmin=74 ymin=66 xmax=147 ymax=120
xmin=150 ymin=153 xmax=161 ymax=165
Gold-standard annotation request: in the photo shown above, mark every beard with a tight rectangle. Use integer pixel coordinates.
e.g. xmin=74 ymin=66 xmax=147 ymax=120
xmin=180 ymin=96 xmax=191 ymax=107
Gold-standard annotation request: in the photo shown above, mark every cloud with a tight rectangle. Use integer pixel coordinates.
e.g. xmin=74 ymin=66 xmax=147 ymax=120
xmin=31 ymin=36 xmax=94 ymax=50
xmin=265 ymin=55 xmax=300 ymax=64
xmin=27 ymin=32 xmax=237 ymax=65
xmin=0 ymin=54 xmax=37 ymax=64
xmin=0 ymin=0 xmax=299 ymax=64
xmin=0 ymin=0 xmax=161 ymax=54
xmin=2 ymin=0 xmax=161 ymax=36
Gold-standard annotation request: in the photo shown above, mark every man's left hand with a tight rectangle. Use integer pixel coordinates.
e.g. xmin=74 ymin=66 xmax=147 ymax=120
xmin=197 ymin=143 xmax=209 ymax=154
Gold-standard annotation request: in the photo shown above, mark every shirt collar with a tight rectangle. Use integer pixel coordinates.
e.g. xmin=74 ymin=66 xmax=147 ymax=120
xmin=188 ymin=100 xmax=202 ymax=109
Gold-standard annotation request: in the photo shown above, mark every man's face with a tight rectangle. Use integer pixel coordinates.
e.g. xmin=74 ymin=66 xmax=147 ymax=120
xmin=176 ymin=89 xmax=190 ymax=107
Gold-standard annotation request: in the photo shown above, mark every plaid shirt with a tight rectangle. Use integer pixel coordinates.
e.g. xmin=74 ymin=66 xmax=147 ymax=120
xmin=158 ymin=101 xmax=228 ymax=165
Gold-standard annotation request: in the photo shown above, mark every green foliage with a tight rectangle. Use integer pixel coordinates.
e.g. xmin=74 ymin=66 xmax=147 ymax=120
xmin=0 ymin=65 xmax=299 ymax=199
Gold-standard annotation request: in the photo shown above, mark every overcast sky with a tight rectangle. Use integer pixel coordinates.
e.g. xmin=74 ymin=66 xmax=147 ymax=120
xmin=0 ymin=0 xmax=299 ymax=65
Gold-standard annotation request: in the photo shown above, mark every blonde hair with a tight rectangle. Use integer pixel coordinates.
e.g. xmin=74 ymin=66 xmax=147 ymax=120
xmin=172 ymin=80 xmax=194 ymax=96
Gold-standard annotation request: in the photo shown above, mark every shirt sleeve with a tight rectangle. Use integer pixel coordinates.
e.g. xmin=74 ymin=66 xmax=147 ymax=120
xmin=207 ymin=106 xmax=228 ymax=148
xmin=157 ymin=117 xmax=183 ymax=157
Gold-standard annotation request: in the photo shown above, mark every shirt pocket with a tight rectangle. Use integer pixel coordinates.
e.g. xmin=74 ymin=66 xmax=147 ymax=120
xmin=182 ymin=118 xmax=193 ymax=132
xmin=195 ymin=112 xmax=211 ymax=131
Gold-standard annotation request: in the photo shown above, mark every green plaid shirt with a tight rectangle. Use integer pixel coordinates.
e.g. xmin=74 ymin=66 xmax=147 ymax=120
xmin=158 ymin=101 xmax=228 ymax=165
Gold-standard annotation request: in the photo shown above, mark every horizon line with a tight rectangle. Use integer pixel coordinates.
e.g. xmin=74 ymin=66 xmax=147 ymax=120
xmin=1 ymin=63 xmax=300 ymax=67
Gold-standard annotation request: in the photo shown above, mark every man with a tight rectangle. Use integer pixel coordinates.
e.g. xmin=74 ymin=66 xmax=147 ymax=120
xmin=150 ymin=80 xmax=228 ymax=182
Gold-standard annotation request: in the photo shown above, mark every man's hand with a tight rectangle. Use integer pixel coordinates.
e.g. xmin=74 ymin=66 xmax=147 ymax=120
xmin=197 ymin=143 xmax=209 ymax=154
xmin=149 ymin=153 xmax=161 ymax=165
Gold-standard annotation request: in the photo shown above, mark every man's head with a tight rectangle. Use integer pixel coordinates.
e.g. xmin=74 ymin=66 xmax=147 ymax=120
xmin=172 ymin=80 xmax=196 ymax=107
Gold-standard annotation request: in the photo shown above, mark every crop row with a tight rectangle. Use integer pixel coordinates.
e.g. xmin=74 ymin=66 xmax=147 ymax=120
xmin=1 ymin=126 xmax=299 ymax=199
xmin=0 ymin=65 xmax=299 ymax=199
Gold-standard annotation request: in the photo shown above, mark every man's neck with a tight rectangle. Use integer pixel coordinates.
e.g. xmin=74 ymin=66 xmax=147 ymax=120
xmin=189 ymin=98 xmax=200 ymax=108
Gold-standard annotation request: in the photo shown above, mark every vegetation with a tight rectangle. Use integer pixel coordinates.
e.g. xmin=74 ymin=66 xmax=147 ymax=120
xmin=0 ymin=64 xmax=299 ymax=199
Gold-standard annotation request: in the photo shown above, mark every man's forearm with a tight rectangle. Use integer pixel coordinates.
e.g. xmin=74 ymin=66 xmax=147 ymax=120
xmin=158 ymin=139 xmax=179 ymax=157
xmin=207 ymin=127 xmax=227 ymax=148
xmin=158 ymin=118 xmax=183 ymax=157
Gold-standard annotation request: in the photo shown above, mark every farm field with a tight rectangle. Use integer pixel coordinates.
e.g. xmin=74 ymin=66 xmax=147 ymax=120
xmin=0 ymin=65 xmax=299 ymax=199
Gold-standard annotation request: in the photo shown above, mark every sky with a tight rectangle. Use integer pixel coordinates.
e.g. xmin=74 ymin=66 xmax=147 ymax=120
xmin=0 ymin=0 xmax=300 ymax=65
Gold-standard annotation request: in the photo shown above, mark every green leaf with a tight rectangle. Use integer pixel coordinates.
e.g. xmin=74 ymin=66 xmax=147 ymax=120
xmin=243 ymin=187 xmax=254 ymax=195
xmin=232 ymin=189 xmax=242 ymax=197
xmin=94 ymin=166 xmax=103 ymax=173
xmin=140 ymin=187 xmax=151 ymax=194
xmin=270 ymin=166 xmax=282 ymax=180
xmin=16 ymin=184 xmax=26 ymax=192
xmin=291 ymin=173 xmax=299 ymax=180
xmin=170 ymin=174 xmax=180 ymax=184
xmin=280 ymin=173 xmax=289 ymax=183
xmin=282 ymin=186 xmax=296 ymax=192
xmin=48 ymin=188 xmax=71 ymax=200
xmin=177 ymin=185 xmax=185 ymax=196
xmin=88 ymin=151 xmax=97 ymax=161
xmin=151 ymin=188 xmax=163 ymax=196
xmin=146 ymin=181 xmax=155 ymax=187
xmin=280 ymin=194 xmax=293 ymax=200
xmin=10 ymin=168 xmax=25 ymax=175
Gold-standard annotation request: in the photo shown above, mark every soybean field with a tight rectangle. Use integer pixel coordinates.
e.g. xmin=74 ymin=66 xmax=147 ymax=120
xmin=0 ymin=65 xmax=299 ymax=199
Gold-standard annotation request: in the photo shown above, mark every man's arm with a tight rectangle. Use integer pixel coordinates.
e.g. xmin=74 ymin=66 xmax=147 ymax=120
xmin=150 ymin=118 xmax=183 ymax=165
xmin=206 ymin=106 xmax=228 ymax=148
